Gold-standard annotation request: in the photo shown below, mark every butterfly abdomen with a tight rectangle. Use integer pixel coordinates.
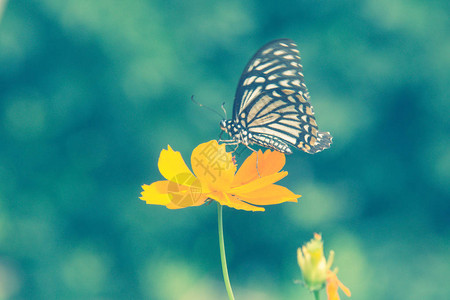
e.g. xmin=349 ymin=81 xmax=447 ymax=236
xmin=250 ymin=133 xmax=292 ymax=154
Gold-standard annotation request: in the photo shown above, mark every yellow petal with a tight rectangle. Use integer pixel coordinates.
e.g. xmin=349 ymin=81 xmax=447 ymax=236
xmin=209 ymin=191 xmax=265 ymax=212
xmin=326 ymin=271 xmax=351 ymax=300
xmin=140 ymin=181 xmax=171 ymax=205
xmin=158 ymin=145 xmax=194 ymax=181
xmin=326 ymin=278 xmax=340 ymax=300
xmin=233 ymin=149 xmax=285 ymax=186
xmin=191 ymin=140 xmax=236 ymax=192
xmin=230 ymin=171 xmax=288 ymax=194
xmin=140 ymin=180 xmax=208 ymax=209
xmin=165 ymin=191 xmax=208 ymax=209
xmin=337 ymin=279 xmax=351 ymax=297
xmin=234 ymin=184 xmax=300 ymax=205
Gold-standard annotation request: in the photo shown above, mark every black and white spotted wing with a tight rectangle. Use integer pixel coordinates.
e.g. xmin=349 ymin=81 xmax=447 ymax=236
xmin=223 ymin=39 xmax=332 ymax=154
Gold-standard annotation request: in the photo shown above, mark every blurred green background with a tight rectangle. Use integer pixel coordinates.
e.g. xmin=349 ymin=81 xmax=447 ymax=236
xmin=1 ymin=0 xmax=449 ymax=299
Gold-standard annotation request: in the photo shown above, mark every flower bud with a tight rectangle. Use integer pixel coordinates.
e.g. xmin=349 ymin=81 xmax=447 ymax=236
xmin=297 ymin=233 xmax=334 ymax=291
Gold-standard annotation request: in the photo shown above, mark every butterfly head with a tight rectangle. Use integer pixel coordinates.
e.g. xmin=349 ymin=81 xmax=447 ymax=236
xmin=219 ymin=119 xmax=234 ymax=134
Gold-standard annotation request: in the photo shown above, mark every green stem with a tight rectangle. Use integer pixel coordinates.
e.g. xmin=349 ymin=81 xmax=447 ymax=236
xmin=217 ymin=203 xmax=235 ymax=300
xmin=313 ymin=290 xmax=320 ymax=300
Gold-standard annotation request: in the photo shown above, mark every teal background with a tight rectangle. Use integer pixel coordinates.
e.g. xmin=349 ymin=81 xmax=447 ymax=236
xmin=1 ymin=0 xmax=449 ymax=299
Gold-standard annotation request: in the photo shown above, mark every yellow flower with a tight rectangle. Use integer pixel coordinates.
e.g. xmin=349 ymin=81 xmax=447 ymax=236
xmin=297 ymin=233 xmax=351 ymax=300
xmin=140 ymin=140 xmax=300 ymax=211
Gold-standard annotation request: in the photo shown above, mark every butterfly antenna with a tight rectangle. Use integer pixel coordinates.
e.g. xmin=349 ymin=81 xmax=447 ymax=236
xmin=191 ymin=95 xmax=224 ymax=119
xmin=221 ymin=102 xmax=227 ymax=119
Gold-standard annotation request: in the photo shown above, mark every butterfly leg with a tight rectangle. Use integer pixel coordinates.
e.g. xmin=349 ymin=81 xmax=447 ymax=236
xmin=219 ymin=140 xmax=241 ymax=154
xmin=232 ymin=144 xmax=240 ymax=153
xmin=256 ymin=151 xmax=261 ymax=177
xmin=243 ymin=144 xmax=261 ymax=178
xmin=218 ymin=139 xmax=238 ymax=145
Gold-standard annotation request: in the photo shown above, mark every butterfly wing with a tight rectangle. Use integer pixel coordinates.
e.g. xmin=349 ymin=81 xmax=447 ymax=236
xmin=232 ymin=39 xmax=332 ymax=154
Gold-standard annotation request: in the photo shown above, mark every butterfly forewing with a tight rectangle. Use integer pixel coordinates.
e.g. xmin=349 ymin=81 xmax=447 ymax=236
xmin=233 ymin=39 xmax=328 ymax=153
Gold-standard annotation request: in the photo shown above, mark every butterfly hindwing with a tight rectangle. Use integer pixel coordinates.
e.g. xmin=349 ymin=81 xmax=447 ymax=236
xmin=232 ymin=39 xmax=330 ymax=153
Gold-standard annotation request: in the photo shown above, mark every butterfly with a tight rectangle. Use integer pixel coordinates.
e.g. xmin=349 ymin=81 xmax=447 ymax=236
xmin=219 ymin=39 xmax=332 ymax=154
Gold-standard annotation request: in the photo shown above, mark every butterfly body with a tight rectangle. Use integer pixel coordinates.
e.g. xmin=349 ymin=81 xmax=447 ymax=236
xmin=220 ymin=119 xmax=292 ymax=154
xmin=220 ymin=39 xmax=332 ymax=154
